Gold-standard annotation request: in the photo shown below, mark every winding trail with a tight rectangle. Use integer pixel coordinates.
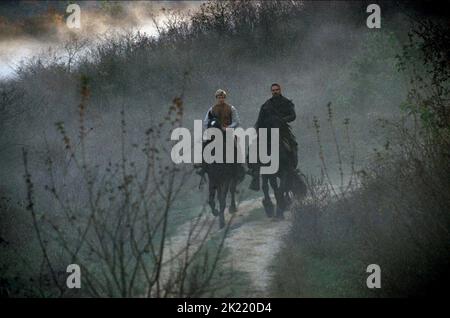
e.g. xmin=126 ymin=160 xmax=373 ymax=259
xmin=222 ymin=198 xmax=291 ymax=296
xmin=163 ymin=196 xmax=292 ymax=297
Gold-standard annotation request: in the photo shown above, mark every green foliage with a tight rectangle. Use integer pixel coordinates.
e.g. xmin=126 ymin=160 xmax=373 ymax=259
xmin=397 ymin=20 xmax=450 ymax=140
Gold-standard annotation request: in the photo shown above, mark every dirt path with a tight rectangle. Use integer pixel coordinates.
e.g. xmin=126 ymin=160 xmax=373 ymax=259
xmin=222 ymin=198 xmax=291 ymax=297
xmin=163 ymin=196 xmax=292 ymax=297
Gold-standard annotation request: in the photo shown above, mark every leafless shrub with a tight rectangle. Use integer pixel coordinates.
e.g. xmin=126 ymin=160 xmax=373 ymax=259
xmin=19 ymin=77 xmax=231 ymax=297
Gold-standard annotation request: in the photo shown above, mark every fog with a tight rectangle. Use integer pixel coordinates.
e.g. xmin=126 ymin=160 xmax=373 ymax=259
xmin=0 ymin=0 xmax=409 ymax=241
xmin=1 ymin=0 xmax=448 ymax=297
xmin=0 ymin=1 xmax=204 ymax=78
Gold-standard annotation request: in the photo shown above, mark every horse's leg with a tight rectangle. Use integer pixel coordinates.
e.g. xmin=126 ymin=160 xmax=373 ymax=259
xmin=279 ymin=169 xmax=291 ymax=208
xmin=262 ymin=175 xmax=274 ymax=218
xmin=208 ymin=178 xmax=218 ymax=216
xmin=229 ymin=177 xmax=237 ymax=214
xmin=217 ymin=182 xmax=229 ymax=229
xmin=269 ymin=176 xmax=285 ymax=219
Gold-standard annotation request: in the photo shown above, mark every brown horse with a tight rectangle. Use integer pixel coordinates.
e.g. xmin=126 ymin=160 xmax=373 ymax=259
xmin=203 ymin=114 xmax=245 ymax=228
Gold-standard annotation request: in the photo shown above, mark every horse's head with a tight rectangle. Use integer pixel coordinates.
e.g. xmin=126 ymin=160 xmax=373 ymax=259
xmin=207 ymin=111 xmax=222 ymax=130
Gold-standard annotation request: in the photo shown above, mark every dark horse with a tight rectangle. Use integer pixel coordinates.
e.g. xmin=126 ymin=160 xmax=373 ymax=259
xmin=260 ymin=147 xmax=307 ymax=219
xmin=251 ymin=123 xmax=307 ymax=218
xmin=204 ymin=114 xmax=245 ymax=228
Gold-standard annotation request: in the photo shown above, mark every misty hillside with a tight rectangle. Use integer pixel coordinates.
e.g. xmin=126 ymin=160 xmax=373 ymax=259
xmin=0 ymin=1 xmax=449 ymax=298
xmin=1 ymin=1 xmax=420 ymax=188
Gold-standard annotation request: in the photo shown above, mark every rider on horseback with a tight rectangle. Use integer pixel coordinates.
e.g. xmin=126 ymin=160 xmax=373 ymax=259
xmin=196 ymin=89 xmax=244 ymax=182
xmin=249 ymin=83 xmax=299 ymax=192
xmin=203 ymin=89 xmax=240 ymax=131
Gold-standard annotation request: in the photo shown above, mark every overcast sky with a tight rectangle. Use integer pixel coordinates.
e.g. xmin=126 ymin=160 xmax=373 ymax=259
xmin=0 ymin=1 xmax=204 ymax=78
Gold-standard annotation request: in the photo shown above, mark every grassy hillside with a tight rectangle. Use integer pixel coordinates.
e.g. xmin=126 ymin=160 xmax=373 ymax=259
xmin=269 ymin=19 xmax=450 ymax=297
xmin=0 ymin=1 xmax=448 ymax=297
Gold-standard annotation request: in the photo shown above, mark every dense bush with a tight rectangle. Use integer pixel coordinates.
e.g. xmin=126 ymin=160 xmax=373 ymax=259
xmin=270 ymin=19 xmax=449 ymax=297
